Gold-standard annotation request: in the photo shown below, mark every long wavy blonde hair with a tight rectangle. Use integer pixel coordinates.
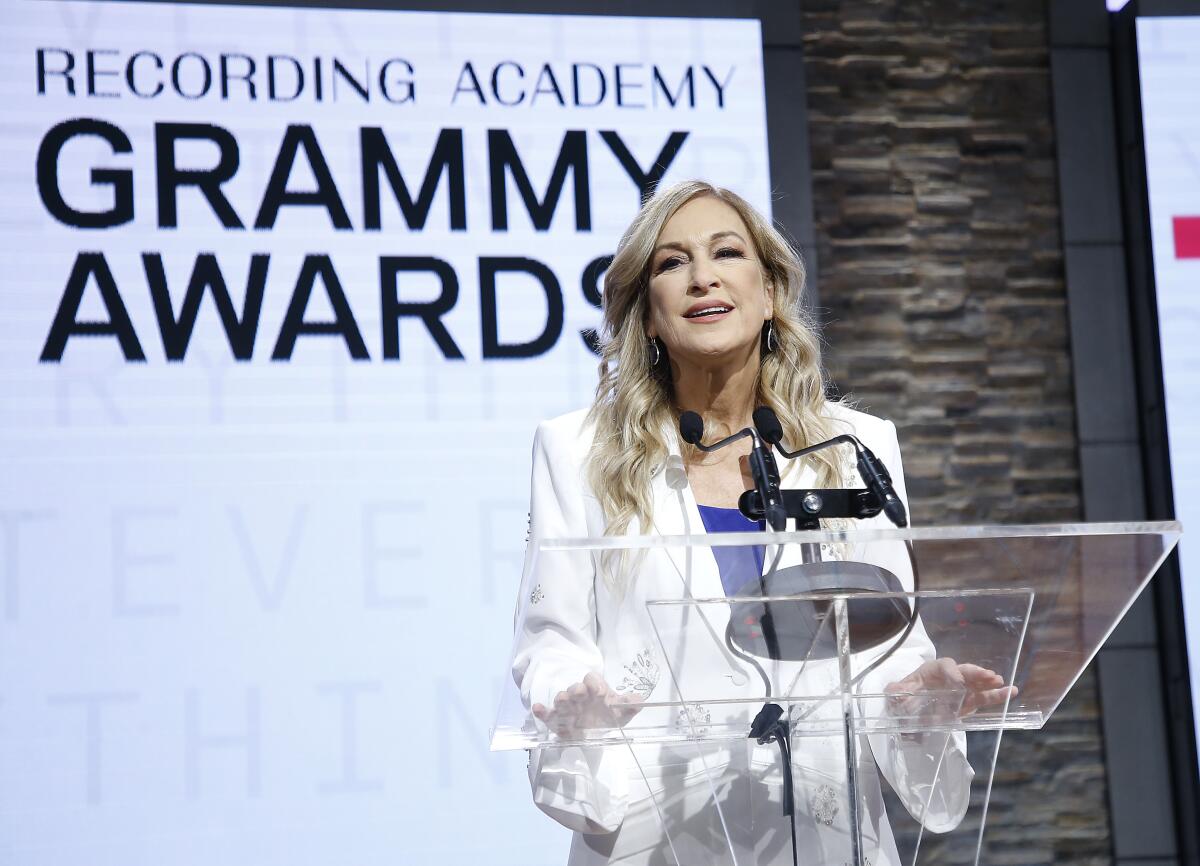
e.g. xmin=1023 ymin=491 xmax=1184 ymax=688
xmin=585 ymin=180 xmax=844 ymax=535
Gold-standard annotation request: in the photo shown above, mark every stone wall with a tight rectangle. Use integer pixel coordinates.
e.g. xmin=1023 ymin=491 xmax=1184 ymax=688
xmin=799 ymin=1 xmax=1109 ymax=863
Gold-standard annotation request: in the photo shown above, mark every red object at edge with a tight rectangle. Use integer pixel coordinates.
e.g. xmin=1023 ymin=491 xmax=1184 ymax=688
xmin=1173 ymin=216 xmax=1200 ymax=258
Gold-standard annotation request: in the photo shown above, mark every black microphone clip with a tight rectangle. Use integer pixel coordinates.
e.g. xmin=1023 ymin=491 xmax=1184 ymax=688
xmin=855 ymin=447 xmax=908 ymax=528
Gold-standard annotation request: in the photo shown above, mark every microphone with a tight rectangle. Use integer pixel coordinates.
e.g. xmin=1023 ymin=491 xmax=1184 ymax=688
xmin=752 ymin=405 xmax=908 ymax=529
xmin=679 ymin=411 xmax=747 ymax=453
xmin=679 ymin=411 xmax=705 ymax=446
xmin=679 ymin=411 xmax=786 ymax=530
xmin=855 ymin=447 xmax=908 ymax=528
xmin=752 ymin=406 xmax=784 ymax=446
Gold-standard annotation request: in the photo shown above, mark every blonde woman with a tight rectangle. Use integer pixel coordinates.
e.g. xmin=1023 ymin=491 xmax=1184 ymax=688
xmin=511 ymin=181 xmax=1011 ymax=866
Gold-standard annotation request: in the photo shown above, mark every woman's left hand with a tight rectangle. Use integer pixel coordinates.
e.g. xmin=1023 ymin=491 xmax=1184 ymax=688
xmin=885 ymin=658 xmax=1018 ymax=719
xmin=531 ymin=672 xmax=643 ymax=739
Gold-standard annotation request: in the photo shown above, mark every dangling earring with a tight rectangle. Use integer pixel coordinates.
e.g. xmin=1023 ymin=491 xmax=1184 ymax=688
xmin=648 ymin=337 xmax=661 ymax=367
xmin=765 ymin=320 xmax=776 ymax=353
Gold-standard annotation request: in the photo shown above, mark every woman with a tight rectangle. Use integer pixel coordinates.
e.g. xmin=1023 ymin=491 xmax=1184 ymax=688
xmin=510 ymin=180 xmax=1012 ymax=866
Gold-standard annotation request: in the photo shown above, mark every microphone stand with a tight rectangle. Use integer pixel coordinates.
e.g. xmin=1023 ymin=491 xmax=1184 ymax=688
xmin=743 ymin=415 xmax=919 ymax=866
xmin=678 ymin=411 xmax=801 ymax=864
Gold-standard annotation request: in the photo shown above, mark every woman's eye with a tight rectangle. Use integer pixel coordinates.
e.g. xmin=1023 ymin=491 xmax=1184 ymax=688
xmin=655 ymin=256 xmax=683 ymax=273
xmin=715 ymin=247 xmax=744 ymax=259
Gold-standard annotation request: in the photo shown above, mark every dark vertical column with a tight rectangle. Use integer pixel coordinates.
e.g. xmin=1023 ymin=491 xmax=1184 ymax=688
xmin=802 ymin=0 xmax=1118 ymax=862
xmin=1050 ymin=1 xmax=1185 ymax=865
xmin=764 ymin=4 xmax=820 ymax=312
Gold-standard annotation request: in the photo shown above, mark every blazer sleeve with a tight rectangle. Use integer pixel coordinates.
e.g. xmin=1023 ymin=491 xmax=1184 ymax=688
xmin=852 ymin=419 xmax=974 ymax=834
xmin=510 ymin=420 xmax=630 ymax=834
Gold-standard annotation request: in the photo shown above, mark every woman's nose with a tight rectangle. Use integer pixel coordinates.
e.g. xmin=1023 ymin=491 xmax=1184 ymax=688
xmin=688 ymin=257 xmax=720 ymax=292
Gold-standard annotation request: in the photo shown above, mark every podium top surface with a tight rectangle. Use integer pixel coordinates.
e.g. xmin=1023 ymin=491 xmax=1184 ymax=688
xmin=538 ymin=520 xmax=1181 ymax=550
xmin=494 ymin=521 xmax=1181 ymax=751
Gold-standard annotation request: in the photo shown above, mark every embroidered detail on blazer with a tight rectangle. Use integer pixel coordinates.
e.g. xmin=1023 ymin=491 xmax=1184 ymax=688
xmin=813 ymin=783 xmax=840 ymax=826
xmin=616 ymin=649 xmax=659 ymax=698
xmin=819 ymin=541 xmax=845 ymax=561
xmin=788 ymin=701 xmax=815 ymax=723
xmin=676 ymin=703 xmax=712 ymax=737
xmin=841 ymin=446 xmax=862 ymax=488
xmin=530 ymin=584 xmax=545 ymax=605
xmin=816 ymin=447 xmax=858 ymax=558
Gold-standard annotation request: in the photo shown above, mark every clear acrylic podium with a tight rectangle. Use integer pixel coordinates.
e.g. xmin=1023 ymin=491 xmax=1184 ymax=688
xmin=492 ymin=522 xmax=1181 ymax=866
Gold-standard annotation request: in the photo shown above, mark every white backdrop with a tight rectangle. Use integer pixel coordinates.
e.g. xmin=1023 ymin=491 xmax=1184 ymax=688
xmin=0 ymin=3 xmax=771 ymax=863
xmin=1138 ymin=17 xmax=1200 ymax=778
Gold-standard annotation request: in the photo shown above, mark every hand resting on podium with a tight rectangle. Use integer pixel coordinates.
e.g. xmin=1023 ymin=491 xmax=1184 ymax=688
xmin=532 ymin=672 xmax=644 ymax=739
xmin=885 ymin=658 xmax=1018 ymax=721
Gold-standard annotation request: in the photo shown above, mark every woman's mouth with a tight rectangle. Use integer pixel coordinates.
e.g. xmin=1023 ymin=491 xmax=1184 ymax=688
xmin=683 ymin=303 xmax=734 ymax=321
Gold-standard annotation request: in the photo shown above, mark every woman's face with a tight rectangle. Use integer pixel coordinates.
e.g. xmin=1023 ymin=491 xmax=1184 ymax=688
xmin=646 ymin=195 xmax=772 ymax=370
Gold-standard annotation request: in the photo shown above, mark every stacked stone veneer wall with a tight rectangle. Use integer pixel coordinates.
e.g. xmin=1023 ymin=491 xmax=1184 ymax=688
xmin=800 ymin=1 xmax=1107 ymax=863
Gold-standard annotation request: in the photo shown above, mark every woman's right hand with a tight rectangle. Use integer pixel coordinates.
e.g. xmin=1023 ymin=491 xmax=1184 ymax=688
xmin=532 ymin=672 xmax=643 ymax=739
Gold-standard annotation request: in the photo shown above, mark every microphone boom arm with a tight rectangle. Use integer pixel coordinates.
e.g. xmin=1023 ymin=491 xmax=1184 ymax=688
xmin=766 ymin=427 xmax=909 ymax=529
xmin=679 ymin=412 xmax=787 ymax=530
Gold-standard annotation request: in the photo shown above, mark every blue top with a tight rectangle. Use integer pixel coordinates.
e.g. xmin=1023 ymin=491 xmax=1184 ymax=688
xmin=696 ymin=504 xmax=765 ymax=596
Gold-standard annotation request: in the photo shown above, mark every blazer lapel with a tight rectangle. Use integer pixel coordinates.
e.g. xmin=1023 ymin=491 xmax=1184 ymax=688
xmin=648 ymin=442 xmax=723 ymax=599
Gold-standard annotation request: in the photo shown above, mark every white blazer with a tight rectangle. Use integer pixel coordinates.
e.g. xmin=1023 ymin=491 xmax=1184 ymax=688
xmin=511 ymin=403 xmax=972 ymax=866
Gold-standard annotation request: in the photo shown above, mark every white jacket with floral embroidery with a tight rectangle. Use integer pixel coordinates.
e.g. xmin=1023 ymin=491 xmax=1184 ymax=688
xmin=509 ymin=403 xmax=973 ymax=859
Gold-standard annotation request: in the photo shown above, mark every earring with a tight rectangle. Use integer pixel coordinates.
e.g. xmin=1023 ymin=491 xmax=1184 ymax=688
xmin=765 ymin=321 xmax=776 ymax=353
xmin=649 ymin=337 xmax=661 ymax=367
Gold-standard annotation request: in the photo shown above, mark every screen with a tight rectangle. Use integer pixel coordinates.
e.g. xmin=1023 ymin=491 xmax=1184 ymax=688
xmin=1137 ymin=15 xmax=1200 ymax=773
xmin=0 ymin=3 xmax=772 ymax=863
